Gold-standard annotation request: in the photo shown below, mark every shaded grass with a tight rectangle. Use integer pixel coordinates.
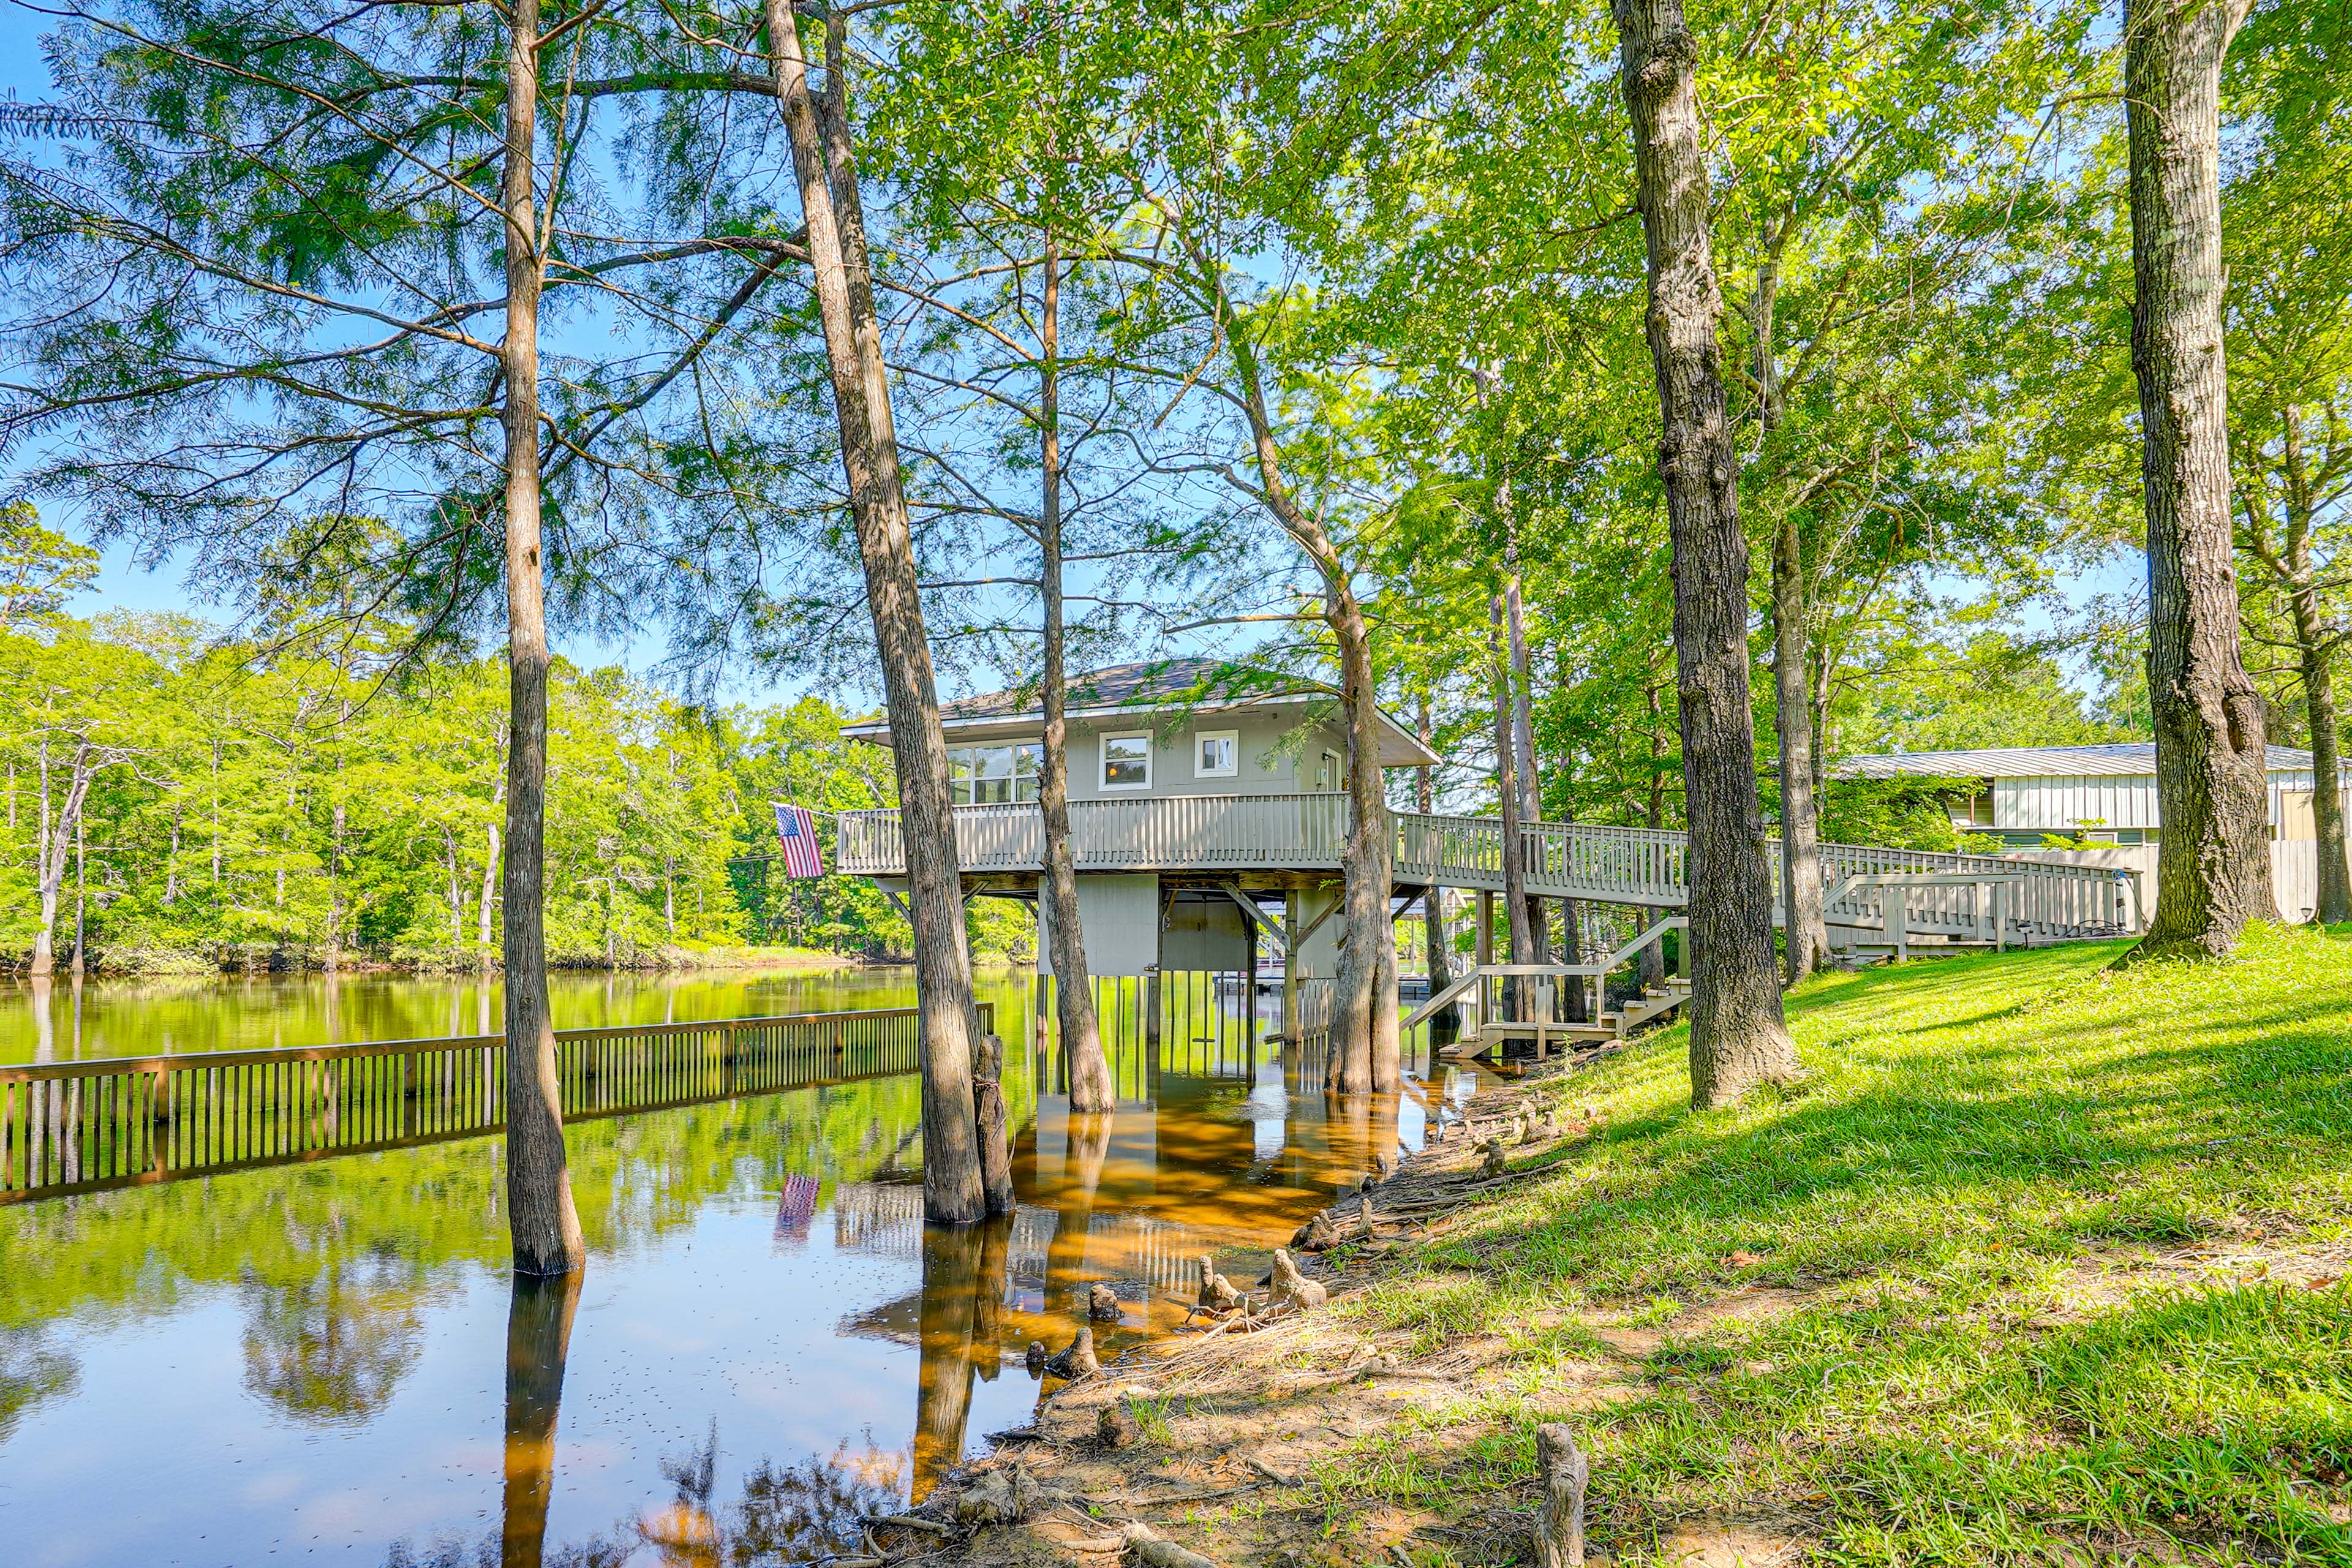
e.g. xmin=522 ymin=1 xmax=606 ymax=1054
xmin=1337 ymin=925 xmax=2352 ymax=1564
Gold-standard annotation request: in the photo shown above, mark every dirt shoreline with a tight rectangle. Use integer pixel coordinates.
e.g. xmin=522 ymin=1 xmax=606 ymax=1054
xmin=877 ymin=1059 xmax=1633 ymax=1568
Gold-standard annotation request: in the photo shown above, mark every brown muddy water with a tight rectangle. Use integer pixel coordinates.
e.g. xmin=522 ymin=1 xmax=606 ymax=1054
xmin=0 ymin=970 xmax=1483 ymax=1567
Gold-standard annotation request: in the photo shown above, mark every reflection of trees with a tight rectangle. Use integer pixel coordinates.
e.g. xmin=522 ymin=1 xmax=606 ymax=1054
xmin=239 ymin=1259 xmax=423 ymax=1425
xmin=387 ymin=1427 xmax=906 ymax=1568
xmin=502 ymin=1270 xmax=583 ymax=1568
xmin=8 ymin=1063 xmax=1031 ymax=1339
xmin=1042 ymin=1112 xmax=1116 ymax=1321
xmin=0 ymin=1325 xmax=78 ymax=1442
xmin=635 ymin=1427 xmax=907 ymax=1567
xmin=911 ymin=1217 xmax=1011 ymax=1501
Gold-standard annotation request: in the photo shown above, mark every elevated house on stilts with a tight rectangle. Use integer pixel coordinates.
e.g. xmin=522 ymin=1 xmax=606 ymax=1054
xmin=838 ymin=660 xmax=2138 ymax=1065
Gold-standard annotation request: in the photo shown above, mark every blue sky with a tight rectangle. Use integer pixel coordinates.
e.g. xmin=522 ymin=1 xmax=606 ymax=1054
xmin=3 ymin=0 xmax=2146 ymax=716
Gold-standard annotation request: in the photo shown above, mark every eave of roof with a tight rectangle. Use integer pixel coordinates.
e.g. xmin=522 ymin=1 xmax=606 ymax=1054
xmin=840 ymin=665 xmax=1441 ymax=767
xmin=1831 ymin=742 xmax=2316 ymax=780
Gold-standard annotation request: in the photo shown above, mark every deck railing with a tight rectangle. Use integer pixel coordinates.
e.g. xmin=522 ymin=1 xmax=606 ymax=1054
xmin=838 ymin=793 xmax=1353 ymax=876
xmin=1807 ymin=842 xmax=2136 ymax=941
xmin=0 ymin=1003 xmax=990 ymax=1205
xmin=840 ymin=796 xmax=2133 ymax=940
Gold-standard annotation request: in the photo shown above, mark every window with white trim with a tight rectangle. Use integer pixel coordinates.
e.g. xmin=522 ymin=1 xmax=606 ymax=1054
xmin=949 ymin=743 xmax=1040 ymax=804
xmin=1194 ymin=728 xmax=1238 ymax=779
xmin=1100 ymin=731 xmax=1153 ymax=791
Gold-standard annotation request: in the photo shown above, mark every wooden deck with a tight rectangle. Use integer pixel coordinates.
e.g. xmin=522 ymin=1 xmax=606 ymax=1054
xmin=0 ymin=1004 xmax=989 ymax=1205
xmin=835 ymin=794 xmax=2139 ymax=943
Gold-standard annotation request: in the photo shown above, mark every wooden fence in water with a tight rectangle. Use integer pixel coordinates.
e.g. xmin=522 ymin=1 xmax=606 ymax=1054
xmin=0 ymin=1003 xmax=991 ymax=1205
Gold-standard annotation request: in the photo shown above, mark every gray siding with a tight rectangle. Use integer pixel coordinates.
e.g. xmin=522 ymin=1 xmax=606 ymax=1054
xmin=1992 ymin=769 xmax=2333 ymax=832
xmin=1039 ymin=873 xmax=1163 ymax=976
xmin=1053 ymin=711 xmax=1347 ymax=801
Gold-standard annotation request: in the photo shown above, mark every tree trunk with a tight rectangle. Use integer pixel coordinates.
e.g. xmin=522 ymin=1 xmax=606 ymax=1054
xmin=70 ymin=809 xmax=85 ymax=979
xmin=1416 ymin=699 xmax=1449 ymax=995
xmin=1202 ymin=293 xmax=1395 ymax=1091
xmin=972 ymin=1028 xmax=1016 ymax=1216
xmin=164 ymin=807 xmax=179 ymax=907
xmin=29 ymin=746 xmax=88 ymax=981
xmin=499 ymin=0 xmax=586 ymax=1278
xmin=2288 ymin=586 xmax=2348 ymax=924
xmin=1333 ymin=596 xmax=1398 ymax=1093
xmin=445 ymin=826 xmax=464 ymax=953
xmin=2276 ymin=409 xmax=2351 ymax=923
xmin=1772 ymin=510 xmax=1829 ymax=980
xmin=2125 ymin=0 xmax=2274 ymax=958
xmin=1036 ymin=236 xmax=1115 ymax=1114
xmin=327 ymin=798 xmax=345 ymax=972
xmin=1491 ymin=598 xmax=1536 ymax=1019
xmin=768 ymin=0 xmax=987 ymax=1221
xmin=1613 ymin=0 xmax=1801 ymax=1107
xmin=1754 ymin=257 xmax=1828 ymax=982
xmin=478 ymin=812 xmax=502 ymax=958
xmin=276 ymin=770 xmax=293 ymax=909
xmin=1504 ymin=563 xmax=1548 ymax=960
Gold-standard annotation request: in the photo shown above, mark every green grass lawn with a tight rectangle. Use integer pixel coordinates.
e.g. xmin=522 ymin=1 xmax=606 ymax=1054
xmin=1348 ymin=925 xmax=2352 ymax=1565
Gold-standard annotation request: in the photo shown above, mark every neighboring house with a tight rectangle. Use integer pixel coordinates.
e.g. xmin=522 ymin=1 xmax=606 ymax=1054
xmin=1831 ymin=742 xmax=2341 ymax=850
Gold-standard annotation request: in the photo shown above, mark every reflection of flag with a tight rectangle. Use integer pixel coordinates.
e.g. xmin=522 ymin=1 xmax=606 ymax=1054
xmin=774 ymin=1174 xmax=821 ymax=1246
xmin=774 ymin=802 xmax=824 ymax=877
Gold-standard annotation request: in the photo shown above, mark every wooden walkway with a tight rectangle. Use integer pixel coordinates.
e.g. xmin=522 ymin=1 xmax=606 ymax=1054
xmin=838 ymin=797 xmax=2139 ymax=943
xmin=0 ymin=1005 xmax=990 ymax=1205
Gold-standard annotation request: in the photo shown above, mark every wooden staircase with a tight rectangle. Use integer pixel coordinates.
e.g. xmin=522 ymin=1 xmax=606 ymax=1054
xmin=1405 ymin=918 xmax=1694 ymax=1063
xmin=1464 ymin=974 xmax=1692 ymax=1057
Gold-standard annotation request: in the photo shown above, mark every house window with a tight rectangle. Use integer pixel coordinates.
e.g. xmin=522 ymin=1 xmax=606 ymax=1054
xmin=949 ymin=743 xmax=1040 ymax=805
xmin=1101 ymin=731 xmax=1153 ymax=791
xmin=1314 ymin=748 xmax=1343 ymax=792
xmin=1195 ymin=729 xmax=1238 ymax=779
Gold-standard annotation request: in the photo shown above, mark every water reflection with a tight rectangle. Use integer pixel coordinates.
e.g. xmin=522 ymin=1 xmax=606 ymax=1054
xmin=910 ymin=1218 xmax=1006 ymax=1500
xmin=243 ymin=1259 xmax=425 ymax=1426
xmin=0 ymin=979 xmax=1485 ymax=1567
xmin=0 ymin=966 xmax=984 ymax=1065
xmin=502 ymin=1272 xmax=582 ymax=1568
xmin=1041 ymin=1110 xmax=1117 ymax=1324
xmin=0 ymin=1325 xmax=76 ymax=1444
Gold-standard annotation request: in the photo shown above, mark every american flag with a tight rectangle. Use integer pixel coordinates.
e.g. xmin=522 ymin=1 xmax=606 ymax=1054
xmin=773 ymin=1173 xmax=821 ymax=1247
xmin=772 ymin=802 xmax=825 ymax=878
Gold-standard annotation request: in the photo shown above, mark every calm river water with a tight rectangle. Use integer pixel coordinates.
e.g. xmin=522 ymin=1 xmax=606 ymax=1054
xmin=0 ymin=968 xmax=1480 ymax=1567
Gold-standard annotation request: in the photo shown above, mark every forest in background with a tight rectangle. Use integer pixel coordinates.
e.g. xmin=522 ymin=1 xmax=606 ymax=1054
xmin=0 ymin=505 xmax=1039 ymax=969
xmin=1 ymin=532 xmax=2133 ymax=974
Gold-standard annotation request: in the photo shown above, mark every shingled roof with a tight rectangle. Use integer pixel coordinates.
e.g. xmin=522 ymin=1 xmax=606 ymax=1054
xmin=843 ymin=655 xmax=1438 ymax=766
xmin=937 ymin=657 xmax=1305 ymax=720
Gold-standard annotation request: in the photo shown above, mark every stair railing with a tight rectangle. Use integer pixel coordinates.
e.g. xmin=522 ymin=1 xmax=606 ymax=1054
xmin=1402 ymin=916 xmax=1689 ymax=1039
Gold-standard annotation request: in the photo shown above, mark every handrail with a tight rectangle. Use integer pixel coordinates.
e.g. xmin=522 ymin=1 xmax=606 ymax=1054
xmin=1 ymin=1003 xmax=993 ymax=1204
xmin=1400 ymin=968 xmax=1483 ymax=1031
xmin=0 ymin=1006 xmax=940 ymax=1082
xmin=839 ymin=797 xmax=2136 ymax=939
xmin=1401 ymin=917 xmax=1686 ymax=1032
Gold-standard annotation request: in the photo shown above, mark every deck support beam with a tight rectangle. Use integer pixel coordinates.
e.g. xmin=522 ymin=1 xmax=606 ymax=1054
xmin=1281 ymin=891 xmax=1301 ymax=1043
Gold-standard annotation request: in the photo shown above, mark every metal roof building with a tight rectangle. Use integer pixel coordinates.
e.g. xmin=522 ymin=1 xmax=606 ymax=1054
xmin=1831 ymin=742 xmax=2330 ymax=846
